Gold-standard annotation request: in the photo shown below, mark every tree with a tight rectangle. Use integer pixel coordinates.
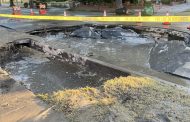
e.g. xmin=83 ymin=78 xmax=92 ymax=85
xmin=115 ymin=0 xmax=123 ymax=9
xmin=10 ymin=0 xmax=15 ymax=7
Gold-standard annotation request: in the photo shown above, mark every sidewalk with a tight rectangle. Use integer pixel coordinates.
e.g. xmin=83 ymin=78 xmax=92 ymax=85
xmin=154 ymin=3 xmax=190 ymax=15
xmin=0 ymin=28 xmax=68 ymax=122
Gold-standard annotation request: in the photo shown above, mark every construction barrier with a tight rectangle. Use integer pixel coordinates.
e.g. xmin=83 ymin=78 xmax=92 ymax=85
xmin=39 ymin=4 xmax=47 ymax=15
xmin=1 ymin=14 xmax=190 ymax=22
xmin=162 ymin=11 xmax=171 ymax=25
xmin=12 ymin=6 xmax=22 ymax=15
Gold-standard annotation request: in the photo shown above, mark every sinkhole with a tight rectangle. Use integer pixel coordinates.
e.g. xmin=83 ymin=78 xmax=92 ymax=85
xmin=27 ymin=24 xmax=190 ymax=81
xmin=1 ymin=24 xmax=190 ymax=122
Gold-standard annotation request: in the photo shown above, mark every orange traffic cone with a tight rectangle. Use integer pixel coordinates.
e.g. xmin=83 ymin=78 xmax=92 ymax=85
xmin=138 ymin=11 xmax=141 ymax=16
xmin=16 ymin=6 xmax=22 ymax=15
xmin=30 ymin=9 xmax=35 ymax=15
xmin=103 ymin=10 xmax=107 ymax=16
xmin=136 ymin=11 xmax=142 ymax=26
xmin=39 ymin=9 xmax=47 ymax=15
xmin=126 ymin=9 xmax=129 ymax=14
xmin=162 ymin=11 xmax=171 ymax=25
xmin=39 ymin=4 xmax=47 ymax=15
xmin=64 ymin=11 xmax=67 ymax=16
xmin=12 ymin=6 xmax=16 ymax=15
xmin=163 ymin=25 xmax=169 ymax=29
xmin=12 ymin=6 xmax=21 ymax=15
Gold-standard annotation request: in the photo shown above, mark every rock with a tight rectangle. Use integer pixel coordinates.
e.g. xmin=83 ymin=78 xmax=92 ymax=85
xmin=87 ymin=52 xmax=93 ymax=57
xmin=149 ymin=41 xmax=190 ymax=78
xmin=46 ymin=32 xmax=66 ymax=41
xmin=174 ymin=64 xmax=190 ymax=77
xmin=70 ymin=27 xmax=101 ymax=39
xmin=0 ymin=67 xmax=8 ymax=75
xmin=101 ymin=27 xmax=155 ymax=45
xmin=101 ymin=27 xmax=138 ymax=39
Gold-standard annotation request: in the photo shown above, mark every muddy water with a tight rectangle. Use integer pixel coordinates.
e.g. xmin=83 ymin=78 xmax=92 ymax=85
xmin=3 ymin=47 xmax=121 ymax=94
xmin=37 ymin=31 xmax=190 ymax=87
xmin=43 ymin=34 xmax=154 ymax=68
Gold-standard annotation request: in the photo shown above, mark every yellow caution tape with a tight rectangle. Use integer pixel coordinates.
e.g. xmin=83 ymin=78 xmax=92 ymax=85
xmin=0 ymin=14 xmax=190 ymax=22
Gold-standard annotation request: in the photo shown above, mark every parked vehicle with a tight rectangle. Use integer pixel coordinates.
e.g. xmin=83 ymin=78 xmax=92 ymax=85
xmin=23 ymin=0 xmax=48 ymax=9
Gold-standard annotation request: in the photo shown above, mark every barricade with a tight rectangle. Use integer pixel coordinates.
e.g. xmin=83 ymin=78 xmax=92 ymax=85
xmin=39 ymin=4 xmax=47 ymax=15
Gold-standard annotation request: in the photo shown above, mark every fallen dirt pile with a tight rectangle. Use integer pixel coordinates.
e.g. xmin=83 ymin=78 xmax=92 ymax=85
xmin=38 ymin=76 xmax=190 ymax=122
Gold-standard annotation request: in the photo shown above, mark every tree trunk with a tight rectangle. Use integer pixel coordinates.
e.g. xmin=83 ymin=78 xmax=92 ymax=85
xmin=10 ymin=0 xmax=15 ymax=7
xmin=116 ymin=0 xmax=123 ymax=9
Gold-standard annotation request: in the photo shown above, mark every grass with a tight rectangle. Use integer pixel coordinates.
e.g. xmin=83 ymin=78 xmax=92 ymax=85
xmin=37 ymin=86 xmax=115 ymax=113
xmin=37 ymin=76 xmax=190 ymax=121
xmin=103 ymin=76 xmax=155 ymax=102
xmin=104 ymin=76 xmax=153 ymax=94
xmin=37 ymin=76 xmax=154 ymax=113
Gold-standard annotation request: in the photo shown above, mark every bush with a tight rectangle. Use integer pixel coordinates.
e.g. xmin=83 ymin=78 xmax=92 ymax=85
xmin=142 ymin=3 xmax=154 ymax=16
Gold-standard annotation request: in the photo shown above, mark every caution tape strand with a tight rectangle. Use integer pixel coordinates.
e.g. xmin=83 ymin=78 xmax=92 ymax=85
xmin=0 ymin=14 xmax=190 ymax=22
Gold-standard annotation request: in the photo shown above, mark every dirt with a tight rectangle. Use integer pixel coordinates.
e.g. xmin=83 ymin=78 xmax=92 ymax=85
xmin=0 ymin=48 xmax=190 ymax=122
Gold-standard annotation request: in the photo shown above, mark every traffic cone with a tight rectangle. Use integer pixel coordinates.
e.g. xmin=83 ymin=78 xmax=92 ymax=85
xmin=162 ymin=11 xmax=171 ymax=25
xmin=64 ymin=11 xmax=67 ymax=16
xmin=163 ymin=25 xmax=169 ymax=29
xmin=136 ymin=11 xmax=142 ymax=26
xmin=39 ymin=9 xmax=47 ymax=15
xmin=12 ymin=6 xmax=16 ymax=15
xmin=138 ymin=11 xmax=141 ymax=16
xmin=30 ymin=9 xmax=35 ymax=15
xmin=126 ymin=9 xmax=129 ymax=14
xmin=39 ymin=4 xmax=47 ymax=15
xmin=16 ymin=6 xmax=22 ymax=15
xmin=103 ymin=10 xmax=107 ymax=16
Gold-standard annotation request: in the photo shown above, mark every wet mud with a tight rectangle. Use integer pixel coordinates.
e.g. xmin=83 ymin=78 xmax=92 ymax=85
xmin=1 ymin=46 xmax=128 ymax=94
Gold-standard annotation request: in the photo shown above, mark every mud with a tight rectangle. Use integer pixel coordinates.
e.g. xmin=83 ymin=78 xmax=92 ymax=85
xmin=1 ymin=46 xmax=129 ymax=94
